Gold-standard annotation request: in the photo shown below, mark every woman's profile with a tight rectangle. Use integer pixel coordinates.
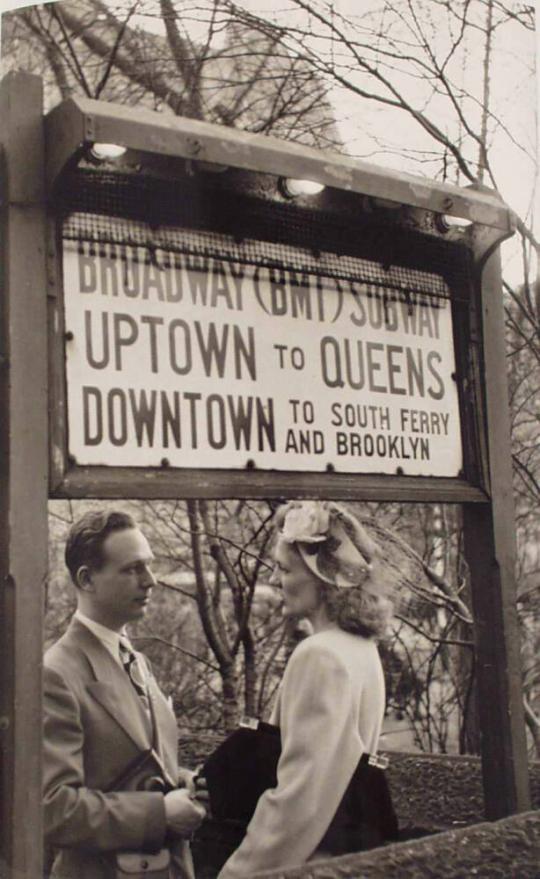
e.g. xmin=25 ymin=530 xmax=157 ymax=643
xmin=217 ymin=499 xmax=397 ymax=879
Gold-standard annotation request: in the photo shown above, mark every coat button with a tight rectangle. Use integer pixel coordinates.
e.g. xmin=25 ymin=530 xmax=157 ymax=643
xmin=141 ymin=859 xmax=149 ymax=869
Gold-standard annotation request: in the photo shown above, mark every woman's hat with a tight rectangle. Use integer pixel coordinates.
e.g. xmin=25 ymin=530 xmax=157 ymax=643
xmin=275 ymin=501 xmax=381 ymax=589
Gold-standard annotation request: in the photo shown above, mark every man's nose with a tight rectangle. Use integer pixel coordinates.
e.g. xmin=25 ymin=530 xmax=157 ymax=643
xmin=141 ymin=565 xmax=156 ymax=588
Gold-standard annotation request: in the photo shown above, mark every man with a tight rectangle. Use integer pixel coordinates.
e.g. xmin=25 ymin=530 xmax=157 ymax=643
xmin=44 ymin=510 xmax=206 ymax=879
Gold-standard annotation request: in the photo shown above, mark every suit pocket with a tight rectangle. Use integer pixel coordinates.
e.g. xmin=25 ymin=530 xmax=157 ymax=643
xmin=49 ymin=849 xmax=117 ymax=879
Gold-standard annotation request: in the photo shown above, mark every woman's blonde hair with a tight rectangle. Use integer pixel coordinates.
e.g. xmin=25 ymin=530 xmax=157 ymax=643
xmin=274 ymin=501 xmax=393 ymax=638
xmin=321 ymin=574 xmax=393 ymax=638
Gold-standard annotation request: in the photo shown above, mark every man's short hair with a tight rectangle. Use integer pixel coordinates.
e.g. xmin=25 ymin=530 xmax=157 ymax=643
xmin=65 ymin=510 xmax=137 ymax=585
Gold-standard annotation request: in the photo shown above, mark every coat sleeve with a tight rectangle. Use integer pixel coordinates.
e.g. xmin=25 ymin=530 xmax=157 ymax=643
xmin=43 ymin=665 xmax=167 ymax=852
xmin=217 ymin=642 xmax=364 ymax=878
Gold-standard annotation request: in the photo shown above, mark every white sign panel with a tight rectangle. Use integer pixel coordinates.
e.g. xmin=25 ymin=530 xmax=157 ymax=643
xmin=63 ymin=235 xmax=463 ymax=476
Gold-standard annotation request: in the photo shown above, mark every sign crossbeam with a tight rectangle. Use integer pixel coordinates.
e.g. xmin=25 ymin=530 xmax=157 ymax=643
xmin=58 ymin=467 xmax=488 ymax=504
xmin=45 ymin=95 xmax=514 ymax=232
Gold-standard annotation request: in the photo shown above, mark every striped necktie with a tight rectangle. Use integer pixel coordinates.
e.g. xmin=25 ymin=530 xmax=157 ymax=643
xmin=119 ymin=638 xmax=151 ymax=715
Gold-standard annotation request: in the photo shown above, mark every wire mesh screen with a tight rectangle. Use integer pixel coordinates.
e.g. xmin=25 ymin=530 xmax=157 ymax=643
xmin=58 ymin=168 xmax=475 ymax=303
xmin=64 ymin=215 xmax=453 ymax=304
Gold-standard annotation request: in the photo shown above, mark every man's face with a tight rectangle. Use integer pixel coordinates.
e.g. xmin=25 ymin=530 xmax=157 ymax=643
xmin=80 ymin=528 xmax=156 ymax=630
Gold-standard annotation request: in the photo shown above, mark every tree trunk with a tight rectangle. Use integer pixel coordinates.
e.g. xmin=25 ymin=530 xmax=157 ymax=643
xmin=523 ymin=696 xmax=540 ymax=758
xmin=221 ymin=662 xmax=240 ymax=733
xmin=477 ymin=0 xmax=494 ymax=183
xmin=458 ymin=639 xmax=481 ymax=754
xmin=242 ymin=628 xmax=257 ymax=717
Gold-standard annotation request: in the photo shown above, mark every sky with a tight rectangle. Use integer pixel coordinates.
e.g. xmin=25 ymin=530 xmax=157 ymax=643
xmin=0 ymin=0 xmax=537 ymax=283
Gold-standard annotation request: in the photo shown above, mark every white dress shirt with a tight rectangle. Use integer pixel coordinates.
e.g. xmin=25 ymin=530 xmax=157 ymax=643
xmin=74 ymin=610 xmax=126 ymax=664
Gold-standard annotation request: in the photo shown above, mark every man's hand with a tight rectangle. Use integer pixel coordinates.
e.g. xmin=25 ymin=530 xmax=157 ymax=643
xmin=192 ymin=772 xmax=211 ymax=814
xmin=177 ymin=766 xmax=211 ymax=811
xmin=164 ymin=789 xmax=206 ymax=837
xmin=177 ymin=767 xmax=196 ymax=793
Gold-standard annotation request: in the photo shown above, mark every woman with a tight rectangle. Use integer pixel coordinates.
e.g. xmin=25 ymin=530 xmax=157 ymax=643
xmin=217 ymin=500 xmax=395 ymax=879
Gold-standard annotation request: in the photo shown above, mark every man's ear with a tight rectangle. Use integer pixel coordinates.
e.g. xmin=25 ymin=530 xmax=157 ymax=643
xmin=76 ymin=566 xmax=95 ymax=592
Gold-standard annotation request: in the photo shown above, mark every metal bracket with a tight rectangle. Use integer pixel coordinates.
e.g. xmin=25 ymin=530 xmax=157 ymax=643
xmin=240 ymin=716 xmax=260 ymax=730
xmin=471 ymin=221 xmax=516 ymax=269
xmin=367 ymin=754 xmax=389 ymax=770
xmin=84 ymin=114 xmax=96 ymax=142
xmin=465 ymin=184 xmax=516 ymax=268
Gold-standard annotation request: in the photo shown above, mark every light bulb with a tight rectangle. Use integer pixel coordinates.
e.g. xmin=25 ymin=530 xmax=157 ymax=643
xmin=281 ymin=178 xmax=325 ymax=198
xmin=437 ymin=214 xmax=473 ymax=232
xmin=90 ymin=143 xmax=127 ymax=161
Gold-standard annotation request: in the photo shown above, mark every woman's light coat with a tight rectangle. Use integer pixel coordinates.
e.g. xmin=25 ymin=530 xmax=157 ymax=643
xmin=218 ymin=627 xmax=385 ymax=878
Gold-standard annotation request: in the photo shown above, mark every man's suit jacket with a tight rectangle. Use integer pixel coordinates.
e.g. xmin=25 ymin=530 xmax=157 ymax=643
xmin=43 ymin=619 xmax=193 ymax=879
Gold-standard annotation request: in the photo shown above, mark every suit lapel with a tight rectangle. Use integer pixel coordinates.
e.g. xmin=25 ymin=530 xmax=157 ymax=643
xmin=87 ymin=680 xmax=152 ymax=752
xmin=66 ymin=620 xmax=153 ymax=752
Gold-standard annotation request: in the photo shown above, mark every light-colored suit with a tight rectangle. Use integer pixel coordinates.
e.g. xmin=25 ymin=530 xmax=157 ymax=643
xmin=218 ymin=628 xmax=386 ymax=878
xmin=43 ymin=619 xmax=193 ymax=879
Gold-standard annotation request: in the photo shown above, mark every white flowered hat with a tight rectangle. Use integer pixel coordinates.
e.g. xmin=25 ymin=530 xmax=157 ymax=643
xmin=274 ymin=500 xmax=381 ymax=589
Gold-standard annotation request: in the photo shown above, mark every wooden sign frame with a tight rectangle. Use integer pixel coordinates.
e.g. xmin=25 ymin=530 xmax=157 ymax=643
xmin=0 ymin=73 xmax=530 ymax=879
xmin=44 ymin=94 xmax=511 ymax=504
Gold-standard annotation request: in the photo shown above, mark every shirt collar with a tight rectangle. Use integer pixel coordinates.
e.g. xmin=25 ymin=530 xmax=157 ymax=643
xmin=74 ymin=609 xmax=128 ymax=661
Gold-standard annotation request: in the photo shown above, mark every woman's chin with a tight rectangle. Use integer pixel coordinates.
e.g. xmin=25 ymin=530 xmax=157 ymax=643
xmin=282 ymin=603 xmax=298 ymax=618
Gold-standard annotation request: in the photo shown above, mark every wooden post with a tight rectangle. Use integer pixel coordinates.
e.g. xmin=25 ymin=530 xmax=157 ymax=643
xmin=0 ymin=72 xmax=48 ymax=879
xmin=463 ymin=245 xmax=530 ymax=818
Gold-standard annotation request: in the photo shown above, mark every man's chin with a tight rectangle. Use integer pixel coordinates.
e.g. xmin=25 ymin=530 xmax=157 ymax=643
xmin=131 ymin=602 xmax=150 ymax=618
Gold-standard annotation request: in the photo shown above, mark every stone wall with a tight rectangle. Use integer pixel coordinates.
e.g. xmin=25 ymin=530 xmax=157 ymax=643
xmin=253 ymin=811 xmax=540 ymax=879
xmin=384 ymin=751 xmax=539 ymax=830
xmin=183 ymin=737 xmax=540 ymax=878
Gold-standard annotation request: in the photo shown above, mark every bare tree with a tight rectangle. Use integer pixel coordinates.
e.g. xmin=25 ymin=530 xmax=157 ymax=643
xmin=1 ymin=0 xmax=341 ymax=146
xmin=218 ymin=0 xmax=539 ymax=753
xmin=5 ymin=0 xmax=537 ymax=752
